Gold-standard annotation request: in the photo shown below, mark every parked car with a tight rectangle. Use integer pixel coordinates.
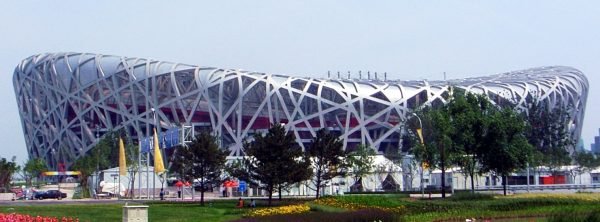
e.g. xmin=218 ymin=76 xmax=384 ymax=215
xmin=34 ymin=190 xmax=67 ymax=200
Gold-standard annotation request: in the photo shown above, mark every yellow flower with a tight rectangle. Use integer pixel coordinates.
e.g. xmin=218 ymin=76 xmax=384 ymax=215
xmin=245 ymin=204 xmax=310 ymax=217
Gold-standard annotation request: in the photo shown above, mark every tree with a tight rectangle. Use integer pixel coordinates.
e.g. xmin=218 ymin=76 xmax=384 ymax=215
xmin=241 ymin=124 xmax=310 ymax=205
xmin=22 ymin=158 xmax=48 ymax=187
xmin=413 ymin=106 xmax=453 ymax=198
xmin=71 ymin=155 xmax=96 ymax=197
xmin=0 ymin=156 xmax=19 ymax=193
xmin=447 ymin=91 xmax=492 ymax=192
xmin=276 ymin=154 xmax=312 ymax=201
xmin=306 ymin=128 xmax=347 ymax=199
xmin=347 ymin=144 xmax=375 ymax=191
xmin=383 ymin=138 xmax=412 ymax=191
xmin=525 ymin=101 xmax=573 ymax=181
xmin=170 ymin=131 xmax=227 ymax=206
xmin=480 ymin=108 xmax=532 ymax=195
xmin=574 ymin=151 xmax=600 ymax=184
xmin=124 ymin=141 xmax=139 ymax=198
xmin=71 ymin=130 xmax=122 ymax=198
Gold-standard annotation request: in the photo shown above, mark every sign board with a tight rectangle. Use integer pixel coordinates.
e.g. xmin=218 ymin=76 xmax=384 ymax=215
xmin=140 ymin=128 xmax=181 ymax=153
xmin=162 ymin=128 xmax=180 ymax=149
xmin=141 ymin=137 xmax=152 ymax=153
xmin=238 ymin=180 xmax=247 ymax=193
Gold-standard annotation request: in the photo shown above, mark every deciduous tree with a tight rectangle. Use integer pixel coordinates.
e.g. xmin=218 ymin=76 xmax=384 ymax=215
xmin=347 ymin=144 xmax=375 ymax=191
xmin=447 ymin=91 xmax=492 ymax=192
xmin=574 ymin=151 xmax=600 ymax=184
xmin=0 ymin=156 xmax=19 ymax=192
xmin=480 ymin=108 xmax=532 ymax=195
xmin=525 ymin=101 xmax=573 ymax=182
xmin=413 ymin=106 xmax=453 ymax=198
xmin=22 ymin=158 xmax=48 ymax=187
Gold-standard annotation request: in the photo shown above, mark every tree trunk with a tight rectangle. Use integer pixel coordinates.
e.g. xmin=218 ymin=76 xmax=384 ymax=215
xmin=440 ymin=143 xmax=446 ymax=198
xmin=315 ymin=170 xmax=322 ymax=199
xmin=470 ymin=171 xmax=475 ymax=193
xmin=267 ymin=184 xmax=273 ymax=206
xmin=278 ymin=186 xmax=282 ymax=200
xmin=79 ymin=173 xmax=90 ymax=198
xmin=200 ymin=189 xmax=205 ymax=206
xmin=470 ymin=156 xmax=476 ymax=193
xmin=200 ymin=179 xmax=205 ymax=206
xmin=503 ymin=174 xmax=507 ymax=196
xmin=129 ymin=171 xmax=137 ymax=198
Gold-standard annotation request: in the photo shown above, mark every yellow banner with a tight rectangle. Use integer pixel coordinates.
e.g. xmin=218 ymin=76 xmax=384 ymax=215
xmin=119 ymin=137 xmax=127 ymax=176
xmin=153 ymin=128 xmax=165 ymax=174
xmin=416 ymin=128 xmax=424 ymax=145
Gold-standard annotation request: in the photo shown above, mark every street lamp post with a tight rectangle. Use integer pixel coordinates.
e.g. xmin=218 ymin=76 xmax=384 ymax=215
xmin=95 ymin=125 xmax=100 ymax=196
xmin=410 ymin=113 xmax=425 ymax=198
xmin=151 ymin=108 xmax=156 ymax=200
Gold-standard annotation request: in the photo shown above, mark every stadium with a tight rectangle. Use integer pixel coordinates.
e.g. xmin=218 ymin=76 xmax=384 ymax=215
xmin=13 ymin=52 xmax=589 ymax=169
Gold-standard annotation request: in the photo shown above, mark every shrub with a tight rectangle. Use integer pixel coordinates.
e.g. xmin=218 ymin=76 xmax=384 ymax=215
xmin=235 ymin=209 xmax=401 ymax=222
xmin=548 ymin=210 xmax=600 ymax=222
xmin=448 ymin=192 xmax=495 ymax=201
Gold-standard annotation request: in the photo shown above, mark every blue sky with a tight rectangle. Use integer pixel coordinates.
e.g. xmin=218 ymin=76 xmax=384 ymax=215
xmin=1 ymin=1 xmax=599 ymax=164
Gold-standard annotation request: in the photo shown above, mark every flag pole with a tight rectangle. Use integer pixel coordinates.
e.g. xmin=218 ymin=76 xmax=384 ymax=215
xmin=138 ymin=142 xmax=141 ymax=199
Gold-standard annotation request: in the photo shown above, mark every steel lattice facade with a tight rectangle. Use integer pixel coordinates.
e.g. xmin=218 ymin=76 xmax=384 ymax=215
xmin=13 ymin=52 xmax=589 ymax=169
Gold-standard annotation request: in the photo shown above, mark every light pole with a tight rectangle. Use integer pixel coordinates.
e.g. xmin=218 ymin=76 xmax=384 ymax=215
xmin=410 ymin=113 xmax=425 ymax=198
xmin=51 ymin=148 xmax=59 ymax=193
xmin=151 ymin=108 xmax=156 ymax=200
xmin=95 ymin=125 xmax=100 ymax=195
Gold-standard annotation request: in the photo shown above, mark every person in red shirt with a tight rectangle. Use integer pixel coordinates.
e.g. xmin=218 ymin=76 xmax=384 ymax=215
xmin=237 ymin=198 xmax=244 ymax=208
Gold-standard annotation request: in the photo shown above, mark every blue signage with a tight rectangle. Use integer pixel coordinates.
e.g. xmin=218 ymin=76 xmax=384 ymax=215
xmin=162 ymin=128 xmax=180 ymax=149
xmin=141 ymin=137 xmax=151 ymax=153
xmin=238 ymin=180 xmax=247 ymax=193
xmin=140 ymin=127 xmax=181 ymax=153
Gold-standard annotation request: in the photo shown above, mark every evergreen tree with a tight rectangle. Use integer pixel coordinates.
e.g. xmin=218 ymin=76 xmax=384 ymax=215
xmin=170 ymin=131 xmax=227 ymax=206
xmin=241 ymin=124 xmax=310 ymax=205
xmin=307 ymin=128 xmax=347 ymax=199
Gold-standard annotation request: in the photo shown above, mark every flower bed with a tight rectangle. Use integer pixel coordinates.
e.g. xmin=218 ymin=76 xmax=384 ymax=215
xmin=0 ymin=213 xmax=78 ymax=222
xmin=245 ymin=204 xmax=310 ymax=217
xmin=313 ymin=197 xmax=407 ymax=214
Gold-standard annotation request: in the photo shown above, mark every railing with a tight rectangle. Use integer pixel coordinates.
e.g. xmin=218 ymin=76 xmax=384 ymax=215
xmin=476 ymin=184 xmax=600 ymax=191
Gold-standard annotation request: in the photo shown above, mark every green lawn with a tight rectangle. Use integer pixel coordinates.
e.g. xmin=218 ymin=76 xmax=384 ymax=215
xmin=0 ymin=200 xmax=248 ymax=222
xmin=3 ymin=193 xmax=600 ymax=221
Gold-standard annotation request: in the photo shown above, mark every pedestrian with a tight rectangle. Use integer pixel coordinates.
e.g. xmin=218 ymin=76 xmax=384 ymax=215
xmin=237 ymin=198 xmax=244 ymax=208
xmin=160 ymin=188 xmax=165 ymax=200
xmin=250 ymin=198 xmax=256 ymax=208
